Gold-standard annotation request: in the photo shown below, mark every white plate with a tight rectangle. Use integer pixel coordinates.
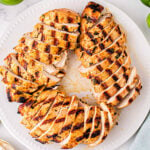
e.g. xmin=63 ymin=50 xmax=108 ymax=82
xmin=0 ymin=0 xmax=150 ymax=150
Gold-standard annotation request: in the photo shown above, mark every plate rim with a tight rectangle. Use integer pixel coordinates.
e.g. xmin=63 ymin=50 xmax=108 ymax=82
xmin=0 ymin=0 xmax=150 ymax=150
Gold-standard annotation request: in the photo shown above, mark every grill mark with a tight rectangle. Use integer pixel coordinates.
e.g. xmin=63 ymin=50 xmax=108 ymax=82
xmin=107 ymin=57 xmax=113 ymax=64
xmin=45 ymin=45 xmax=50 ymax=53
xmin=51 ymin=30 xmax=56 ymax=37
xmin=101 ymin=83 xmax=108 ymax=89
xmin=86 ymin=50 xmax=92 ymax=56
xmin=41 ymin=34 xmax=45 ymax=42
xmin=35 ymin=71 xmax=40 ymax=78
xmin=96 ymin=65 xmax=103 ymax=72
xmin=94 ymin=76 xmax=102 ymax=84
xmin=76 ymin=135 xmax=84 ymax=142
xmin=6 ymin=88 xmax=12 ymax=102
xmin=48 ymin=54 xmax=52 ymax=64
xmin=32 ymin=41 xmax=38 ymax=49
xmin=106 ymin=48 xmax=114 ymax=54
xmin=43 ymin=117 xmax=56 ymax=124
xmin=97 ymin=24 xmax=103 ymax=30
xmin=117 ymin=26 xmax=122 ymax=35
xmin=62 ymin=25 xmax=68 ymax=31
xmin=47 ymin=133 xmax=57 ymax=139
xmin=115 ymin=60 xmax=121 ymax=67
xmin=23 ymin=61 xmax=28 ymax=70
xmin=99 ymin=43 xmax=104 ymax=49
xmin=36 ymin=50 xmax=40 ymax=61
xmin=72 ymin=122 xmax=84 ymax=131
xmin=123 ymin=74 xmax=129 ymax=81
xmin=87 ymin=3 xmax=104 ymax=13
xmin=95 ymin=116 xmax=101 ymax=121
xmin=91 ymin=130 xmax=101 ymax=138
xmin=112 ymin=75 xmax=118 ymax=81
xmin=50 ymin=22 xmax=54 ymax=27
xmin=114 ymin=83 xmax=121 ymax=90
xmin=106 ymin=69 xmax=112 ymax=75
xmin=58 ymin=47 xmax=63 ymax=54
xmin=14 ymin=77 xmax=18 ymax=82
xmin=76 ymin=109 xmax=84 ymax=115
xmin=34 ymin=115 xmax=44 ymax=121
xmin=17 ymin=66 xmax=21 ymax=76
xmin=53 ymin=101 xmax=63 ymax=107
xmin=68 ymin=109 xmax=77 ymax=115
xmin=102 ymin=30 xmax=107 ymax=38
xmin=126 ymin=86 xmax=131 ymax=92
xmin=24 ymin=46 xmax=28 ymax=52
xmin=63 ymin=101 xmax=70 ymax=106
xmin=55 ymin=15 xmax=58 ymax=23
xmin=105 ymin=122 xmax=110 ymax=129
xmin=64 ymin=34 xmax=69 ymax=41
xmin=55 ymin=117 xmax=65 ymax=123
xmin=122 ymin=66 xmax=126 ymax=72
xmin=21 ymin=38 xmax=25 ymax=43
xmin=67 ymin=17 xmax=73 ymax=23
xmin=66 ymin=42 xmax=71 ymax=49
xmin=135 ymin=87 xmax=140 ymax=93
xmin=86 ymin=117 xmax=93 ymax=123
xmin=84 ymin=128 xmax=91 ymax=139
xmin=109 ymin=36 xmax=113 ymax=42
xmin=54 ymin=38 xmax=59 ymax=46
xmin=19 ymin=97 xmax=27 ymax=103
xmin=61 ymin=124 xmax=72 ymax=132
xmin=116 ymin=95 xmax=122 ymax=101
xmin=129 ymin=98 xmax=133 ymax=103
xmin=102 ymin=135 xmax=107 ymax=140
xmin=87 ymin=32 xmax=94 ymax=39
xmin=104 ymin=92 xmax=111 ymax=99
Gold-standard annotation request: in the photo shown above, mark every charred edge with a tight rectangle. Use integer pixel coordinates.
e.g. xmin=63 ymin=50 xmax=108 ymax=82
xmin=129 ymin=98 xmax=133 ymax=103
xmin=91 ymin=130 xmax=101 ymax=138
xmin=76 ymin=109 xmax=84 ymax=116
xmin=102 ymin=135 xmax=107 ymax=140
xmin=72 ymin=122 xmax=84 ymax=131
xmin=47 ymin=133 xmax=58 ymax=139
xmin=63 ymin=101 xmax=70 ymax=106
xmin=116 ymin=95 xmax=122 ymax=101
xmin=35 ymin=139 xmax=46 ymax=144
xmin=6 ymin=88 xmax=12 ymax=102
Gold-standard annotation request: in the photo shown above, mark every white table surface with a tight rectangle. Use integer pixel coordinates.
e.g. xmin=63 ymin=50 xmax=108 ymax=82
xmin=0 ymin=0 xmax=149 ymax=149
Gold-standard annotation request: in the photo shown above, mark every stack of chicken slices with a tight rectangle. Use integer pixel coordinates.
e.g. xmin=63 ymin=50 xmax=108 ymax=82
xmin=0 ymin=1 xmax=142 ymax=149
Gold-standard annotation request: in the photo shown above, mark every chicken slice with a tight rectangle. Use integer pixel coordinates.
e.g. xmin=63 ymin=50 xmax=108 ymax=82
xmin=6 ymin=86 xmax=31 ymax=103
xmin=117 ymin=80 xmax=142 ymax=109
xmin=30 ymin=93 xmax=65 ymax=138
xmin=106 ymin=67 xmax=139 ymax=106
xmin=80 ymin=19 xmax=116 ymax=47
xmin=93 ymin=56 xmax=131 ymax=93
xmin=80 ymin=13 xmax=113 ymax=41
xmin=81 ymin=24 xmax=123 ymax=50
xmin=83 ymin=106 xmax=95 ymax=143
xmin=54 ymin=96 xmax=79 ymax=143
xmin=85 ymin=106 xmax=101 ymax=144
xmin=60 ymin=107 xmax=85 ymax=149
xmin=80 ymin=1 xmax=104 ymax=32
xmin=95 ymin=68 xmax=132 ymax=101
xmin=37 ymin=97 xmax=71 ymax=143
xmin=0 ymin=66 xmax=38 ymax=91
xmin=89 ymin=111 xmax=109 ymax=146
xmin=40 ymin=19 xmax=79 ymax=33
xmin=79 ymin=48 xmax=126 ymax=78
xmin=40 ymin=8 xmax=80 ymax=24
xmin=99 ymin=103 xmax=119 ymax=129
xmin=32 ymin=23 xmax=79 ymax=43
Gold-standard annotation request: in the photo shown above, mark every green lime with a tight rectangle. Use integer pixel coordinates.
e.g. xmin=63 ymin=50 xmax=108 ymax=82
xmin=146 ymin=13 xmax=150 ymax=28
xmin=141 ymin=0 xmax=150 ymax=7
xmin=0 ymin=0 xmax=23 ymax=5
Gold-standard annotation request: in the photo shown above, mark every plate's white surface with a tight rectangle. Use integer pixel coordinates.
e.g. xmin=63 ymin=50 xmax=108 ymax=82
xmin=0 ymin=0 xmax=150 ymax=150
